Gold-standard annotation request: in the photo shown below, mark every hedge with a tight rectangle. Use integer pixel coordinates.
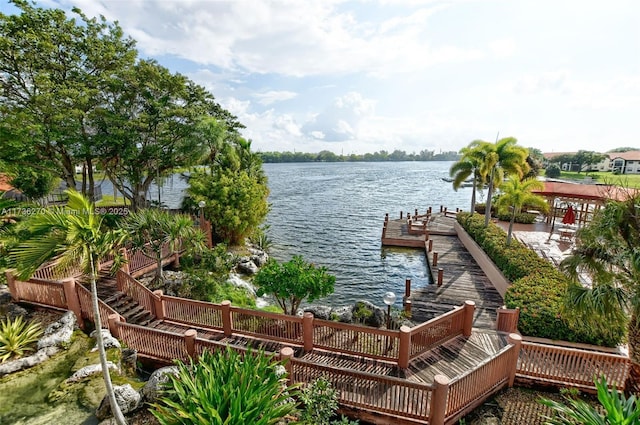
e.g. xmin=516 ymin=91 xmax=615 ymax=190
xmin=457 ymin=212 xmax=625 ymax=347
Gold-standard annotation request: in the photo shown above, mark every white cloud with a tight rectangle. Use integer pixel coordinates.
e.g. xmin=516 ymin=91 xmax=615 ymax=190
xmin=254 ymin=90 xmax=298 ymax=105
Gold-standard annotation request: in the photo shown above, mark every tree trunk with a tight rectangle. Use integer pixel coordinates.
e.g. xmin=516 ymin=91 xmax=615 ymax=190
xmin=90 ymin=257 xmax=127 ymax=424
xmin=507 ymin=209 xmax=515 ymax=245
xmin=155 ymin=252 xmax=163 ymax=284
xmin=87 ymin=157 xmax=95 ymax=202
xmin=625 ymin=315 xmax=640 ymax=394
xmin=470 ymin=180 xmax=477 ymax=214
xmin=484 ymin=167 xmax=495 ymax=227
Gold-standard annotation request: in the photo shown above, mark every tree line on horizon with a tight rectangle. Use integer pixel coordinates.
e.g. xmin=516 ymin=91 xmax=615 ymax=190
xmin=258 ymin=149 xmax=460 ymax=163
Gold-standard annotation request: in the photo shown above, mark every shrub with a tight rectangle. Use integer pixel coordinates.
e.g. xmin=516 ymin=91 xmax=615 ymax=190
xmin=545 ymin=164 xmax=561 ymax=178
xmin=178 ymin=270 xmax=256 ymax=308
xmin=0 ymin=316 xmax=43 ymax=362
xmin=457 ymin=212 xmax=624 ymax=346
xmin=152 ymin=347 xmax=299 ymax=425
xmin=299 ymin=376 xmax=359 ymax=425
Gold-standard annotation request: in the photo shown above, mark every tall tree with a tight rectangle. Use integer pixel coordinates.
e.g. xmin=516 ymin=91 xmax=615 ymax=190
xmin=123 ymin=209 xmax=205 ymax=284
xmin=449 ymin=142 xmax=492 ymax=213
xmin=560 ymin=192 xmax=640 ymax=391
xmin=482 ymin=137 xmax=530 ymax=227
xmin=8 ymin=190 xmax=128 ymax=424
xmin=494 ymin=176 xmax=547 ymax=245
xmin=0 ymin=1 xmax=137 ymax=200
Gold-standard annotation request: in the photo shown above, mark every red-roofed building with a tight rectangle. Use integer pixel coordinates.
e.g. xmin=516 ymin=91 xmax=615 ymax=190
xmin=0 ymin=173 xmax=25 ymax=201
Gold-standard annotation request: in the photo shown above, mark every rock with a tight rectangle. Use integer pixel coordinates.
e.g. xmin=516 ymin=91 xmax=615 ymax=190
xmin=0 ymin=346 xmax=59 ymax=376
xmin=331 ymin=306 xmax=353 ymax=323
xmin=66 ymin=361 xmax=119 ymax=383
xmin=304 ymin=305 xmax=332 ymax=320
xmin=249 ymin=251 xmax=269 ymax=267
xmin=237 ymin=258 xmax=259 ymax=275
xmin=96 ymin=384 xmax=141 ymax=420
xmin=121 ymin=348 xmax=137 ymax=375
xmin=38 ymin=311 xmax=76 ymax=350
xmin=5 ymin=303 xmax=28 ymax=320
xmin=140 ymin=366 xmax=179 ymax=403
xmin=352 ymin=300 xmax=386 ymax=327
xmin=90 ymin=329 xmax=121 ymax=351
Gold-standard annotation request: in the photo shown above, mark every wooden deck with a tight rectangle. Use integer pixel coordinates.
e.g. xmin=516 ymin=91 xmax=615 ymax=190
xmin=382 ymin=213 xmax=504 ymax=329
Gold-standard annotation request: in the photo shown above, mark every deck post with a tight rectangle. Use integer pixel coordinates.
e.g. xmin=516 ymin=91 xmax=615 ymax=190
xmin=153 ymin=290 xmax=165 ymax=320
xmin=405 ymin=279 xmax=411 ymax=298
xmin=415 ymin=208 xmax=418 ymax=217
xmin=403 ymin=299 xmax=412 ymax=317
xmin=184 ymin=329 xmax=197 ymax=359
xmin=429 ymin=374 xmax=449 ymax=425
xmin=428 ymin=239 xmax=433 ymax=252
xmin=437 ymin=268 xmax=443 ymax=286
xmin=428 ymin=206 xmax=432 ymax=215
xmin=108 ymin=314 xmax=121 ymax=338
xmin=280 ymin=347 xmax=295 ymax=386
xmin=400 ymin=211 xmax=403 ymax=219
xmin=221 ymin=300 xmax=233 ymax=336
xmin=62 ymin=277 xmax=84 ymax=329
xmin=507 ymin=333 xmax=522 ymax=387
xmin=496 ymin=306 xmax=520 ymax=333
xmin=463 ymin=301 xmax=475 ymax=337
xmin=120 ymin=248 xmax=130 ymax=275
xmin=302 ymin=312 xmax=314 ymax=353
xmin=440 ymin=205 xmax=443 ymax=213
xmin=385 ymin=213 xmax=389 ymax=222
xmin=398 ymin=326 xmax=411 ymax=368
xmin=5 ymin=270 xmax=18 ymax=302
xmin=433 ymin=252 xmax=438 ymax=266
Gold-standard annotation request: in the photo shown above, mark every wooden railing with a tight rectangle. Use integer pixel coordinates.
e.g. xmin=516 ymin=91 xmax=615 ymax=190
xmin=115 ymin=321 xmax=189 ymax=362
xmin=289 ymin=358 xmax=433 ymax=422
xmin=516 ymin=340 xmax=631 ymax=392
xmin=116 ymin=270 xmax=157 ymax=315
xmin=313 ymin=318 xmax=399 ymax=361
xmin=32 ymin=261 xmax=81 ymax=281
xmin=9 ymin=277 xmax=67 ymax=309
xmin=408 ymin=303 xmax=468 ymax=359
xmin=162 ymin=295 xmax=224 ymax=329
xmin=445 ymin=344 xmax=516 ymax=422
xmin=231 ymin=307 xmax=304 ymax=345
xmin=76 ymin=284 xmax=123 ymax=329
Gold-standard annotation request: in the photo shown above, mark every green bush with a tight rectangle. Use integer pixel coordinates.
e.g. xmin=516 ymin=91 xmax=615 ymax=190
xmin=458 ymin=212 xmax=624 ymax=346
xmin=152 ymin=347 xmax=299 ymax=425
xmin=299 ymin=376 xmax=359 ymax=425
xmin=545 ymin=164 xmax=561 ymax=178
xmin=178 ymin=270 xmax=256 ymax=308
xmin=495 ymin=211 xmax=537 ymax=224
xmin=0 ymin=316 xmax=43 ymax=362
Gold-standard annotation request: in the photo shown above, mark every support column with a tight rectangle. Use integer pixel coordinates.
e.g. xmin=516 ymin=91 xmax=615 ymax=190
xmin=429 ymin=375 xmax=449 ymax=425
xmin=108 ymin=314 xmax=121 ymax=338
xmin=302 ymin=312 xmax=314 ymax=353
xmin=184 ymin=329 xmax=197 ymax=359
xmin=507 ymin=333 xmax=522 ymax=387
xmin=397 ymin=326 xmax=411 ymax=369
xmin=463 ymin=300 xmax=475 ymax=337
xmin=63 ymin=278 xmax=84 ymax=329
xmin=5 ymin=270 xmax=18 ymax=302
xmin=280 ymin=347 xmax=295 ymax=386
xmin=153 ymin=290 xmax=165 ymax=320
xmin=221 ymin=300 xmax=233 ymax=337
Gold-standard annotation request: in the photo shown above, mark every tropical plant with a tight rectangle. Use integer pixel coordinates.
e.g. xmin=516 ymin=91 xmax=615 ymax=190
xmin=480 ymin=137 xmax=530 ymax=227
xmin=540 ymin=376 xmax=640 ymax=424
xmin=123 ymin=209 xmax=206 ymax=284
xmin=8 ymin=190 xmax=128 ymax=424
xmin=0 ymin=315 xmax=43 ymax=363
xmin=494 ymin=176 xmax=547 ymax=245
xmin=151 ymin=347 xmax=299 ymax=425
xmin=299 ymin=376 xmax=359 ymax=425
xmin=449 ymin=142 xmax=492 ymax=213
xmin=559 ymin=192 xmax=640 ymax=391
xmin=253 ymin=255 xmax=335 ymax=315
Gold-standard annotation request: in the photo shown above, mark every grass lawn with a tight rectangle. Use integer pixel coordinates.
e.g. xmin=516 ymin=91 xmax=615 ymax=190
xmin=557 ymin=171 xmax=640 ymax=188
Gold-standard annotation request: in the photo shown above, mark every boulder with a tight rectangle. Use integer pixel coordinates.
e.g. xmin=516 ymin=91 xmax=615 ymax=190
xmin=90 ymin=329 xmax=121 ymax=351
xmin=331 ymin=306 xmax=353 ymax=323
xmin=96 ymin=384 xmax=141 ymax=420
xmin=304 ymin=305 xmax=332 ymax=321
xmin=140 ymin=366 xmax=179 ymax=403
xmin=249 ymin=250 xmax=269 ymax=267
xmin=352 ymin=300 xmax=386 ymax=327
xmin=237 ymin=258 xmax=259 ymax=275
xmin=38 ymin=311 xmax=76 ymax=350
xmin=66 ymin=361 xmax=119 ymax=383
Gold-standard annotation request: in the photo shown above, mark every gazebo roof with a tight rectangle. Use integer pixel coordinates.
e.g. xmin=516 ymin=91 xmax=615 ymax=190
xmin=533 ymin=181 xmax=638 ymax=202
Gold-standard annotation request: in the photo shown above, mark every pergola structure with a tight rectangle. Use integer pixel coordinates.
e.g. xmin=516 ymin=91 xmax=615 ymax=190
xmin=532 ymin=181 xmax=637 ymax=227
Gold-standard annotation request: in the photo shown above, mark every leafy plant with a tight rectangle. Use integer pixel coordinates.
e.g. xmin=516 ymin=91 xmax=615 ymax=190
xmin=0 ymin=315 xmax=43 ymax=363
xmin=541 ymin=376 xmax=640 ymax=424
xmin=152 ymin=347 xmax=299 ymax=425
xmin=254 ymin=255 xmax=335 ymax=315
xmin=299 ymin=376 xmax=359 ymax=425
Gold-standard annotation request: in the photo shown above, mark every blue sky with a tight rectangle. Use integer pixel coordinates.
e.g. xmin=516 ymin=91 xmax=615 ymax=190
xmin=3 ymin=0 xmax=639 ymax=155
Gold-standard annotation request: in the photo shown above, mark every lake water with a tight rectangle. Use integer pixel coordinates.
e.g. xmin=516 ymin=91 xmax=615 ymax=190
xmin=105 ymin=162 xmax=474 ymax=307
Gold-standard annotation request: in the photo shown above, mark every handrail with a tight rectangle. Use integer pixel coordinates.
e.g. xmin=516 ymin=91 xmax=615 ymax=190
xmin=312 ymin=318 xmax=399 ymax=361
xmin=162 ymin=295 xmax=224 ymax=329
xmin=230 ymin=306 xmax=303 ymax=345
xmin=32 ymin=261 xmax=82 ymax=281
xmin=116 ymin=270 xmax=157 ymax=315
xmin=408 ymin=305 xmax=466 ymax=359
xmin=76 ymin=283 xmax=124 ymax=329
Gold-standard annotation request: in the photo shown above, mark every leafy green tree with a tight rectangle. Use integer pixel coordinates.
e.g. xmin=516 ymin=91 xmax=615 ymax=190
xmin=560 ymin=192 xmax=640 ymax=390
xmin=152 ymin=347 xmax=299 ymax=425
xmin=450 ymin=142 xmax=492 ymax=213
xmin=481 ymin=137 xmax=530 ymax=227
xmin=8 ymin=190 xmax=128 ymax=424
xmin=495 ymin=176 xmax=547 ymax=245
xmin=8 ymin=167 xmax=56 ymax=200
xmin=0 ymin=1 xmax=137 ymax=200
xmin=254 ymin=256 xmax=335 ymax=315
xmin=123 ymin=209 xmax=205 ymax=284
xmin=546 ymin=164 xmax=562 ymax=178
xmin=540 ymin=376 xmax=640 ymax=424
xmin=573 ymin=150 xmax=607 ymax=174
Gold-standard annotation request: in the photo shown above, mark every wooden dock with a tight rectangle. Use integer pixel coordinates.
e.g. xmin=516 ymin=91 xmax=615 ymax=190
xmin=382 ymin=212 xmax=504 ymax=329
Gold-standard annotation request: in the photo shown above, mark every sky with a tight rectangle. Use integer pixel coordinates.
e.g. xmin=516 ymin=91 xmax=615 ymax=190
xmin=2 ymin=0 xmax=640 ymax=155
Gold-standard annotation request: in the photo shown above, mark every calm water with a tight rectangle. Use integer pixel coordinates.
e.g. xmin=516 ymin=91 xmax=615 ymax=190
xmin=107 ymin=162 xmax=473 ymax=307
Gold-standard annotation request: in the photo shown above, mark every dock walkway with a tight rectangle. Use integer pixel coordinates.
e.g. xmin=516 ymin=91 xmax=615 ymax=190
xmin=382 ymin=212 xmax=504 ymax=329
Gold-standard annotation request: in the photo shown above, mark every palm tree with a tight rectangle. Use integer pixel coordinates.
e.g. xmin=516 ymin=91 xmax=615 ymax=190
xmin=9 ymin=190 xmax=128 ymax=424
xmin=482 ymin=137 xmax=530 ymax=227
xmin=123 ymin=209 xmax=206 ymax=284
xmin=449 ymin=141 xmax=492 ymax=213
xmin=559 ymin=192 xmax=640 ymax=391
xmin=494 ymin=176 xmax=547 ymax=245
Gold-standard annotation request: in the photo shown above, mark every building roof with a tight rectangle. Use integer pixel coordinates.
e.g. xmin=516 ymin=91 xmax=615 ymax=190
xmin=533 ymin=181 xmax=638 ymax=202
xmin=607 ymin=150 xmax=640 ymax=161
xmin=543 ymin=152 xmax=576 ymax=160
xmin=0 ymin=174 xmax=16 ymax=192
